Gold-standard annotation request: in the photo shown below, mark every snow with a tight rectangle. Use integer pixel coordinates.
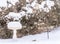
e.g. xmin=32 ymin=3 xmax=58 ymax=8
xmin=8 ymin=0 xmax=19 ymax=5
xmin=0 ymin=0 xmax=18 ymax=7
xmin=40 ymin=0 xmax=55 ymax=12
xmin=25 ymin=0 xmax=38 ymax=14
xmin=5 ymin=11 xmax=26 ymax=20
xmin=26 ymin=0 xmax=30 ymax=3
xmin=49 ymin=27 xmax=60 ymax=40
xmin=0 ymin=0 xmax=7 ymax=7
xmin=26 ymin=0 xmax=36 ymax=3
xmin=26 ymin=7 xmax=33 ymax=14
xmin=7 ymin=22 xmax=22 ymax=30
xmin=0 ymin=26 xmax=60 ymax=44
xmin=31 ymin=0 xmax=37 ymax=8
xmin=26 ymin=0 xmax=55 ymax=13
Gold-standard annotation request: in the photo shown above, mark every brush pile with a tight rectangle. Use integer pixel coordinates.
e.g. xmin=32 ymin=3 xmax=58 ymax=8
xmin=0 ymin=0 xmax=60 ymax=39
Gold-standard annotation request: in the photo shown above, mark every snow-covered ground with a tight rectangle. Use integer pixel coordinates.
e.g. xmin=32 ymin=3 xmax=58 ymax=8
xmin=0 ymin=26 xmax=60 ymax=44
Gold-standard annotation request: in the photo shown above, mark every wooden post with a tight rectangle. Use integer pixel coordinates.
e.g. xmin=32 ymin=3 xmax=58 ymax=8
xmin=47 ymin=27 xmax=49 ymax=39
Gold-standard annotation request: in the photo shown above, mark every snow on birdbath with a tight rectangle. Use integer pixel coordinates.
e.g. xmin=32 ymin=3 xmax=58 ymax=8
xmin=7 ymin=22 xmax=22 ymax=39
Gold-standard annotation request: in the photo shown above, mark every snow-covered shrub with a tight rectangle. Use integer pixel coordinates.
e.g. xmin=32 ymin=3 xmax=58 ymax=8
xmin=0 ymin=0 xmax=60 ymax=39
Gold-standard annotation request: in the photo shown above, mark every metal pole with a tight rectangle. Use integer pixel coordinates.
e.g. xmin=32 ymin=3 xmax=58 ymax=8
xmin=47 ymin=28 xmax=49 ymax=39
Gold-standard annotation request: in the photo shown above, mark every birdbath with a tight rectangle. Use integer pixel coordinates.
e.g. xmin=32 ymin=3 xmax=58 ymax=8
xmin=7 ymin=22 xmax=22 ymax=39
